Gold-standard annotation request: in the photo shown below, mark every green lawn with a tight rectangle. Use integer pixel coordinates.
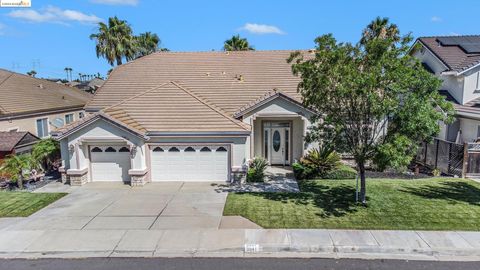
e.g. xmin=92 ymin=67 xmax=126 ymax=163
xmin=0 ymin=192 xmax=67 ymax=217
xmin=224 ymin=178 xmax=480 ymax=230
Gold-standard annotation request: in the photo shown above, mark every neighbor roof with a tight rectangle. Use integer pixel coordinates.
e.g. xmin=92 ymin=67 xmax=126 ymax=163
xmin=0 ymin=131 xmax=39 ymax=152
xmin=0 ymin=69 xmax=92 ymax=118
xmin=86 ymin=50 xmax=306 ymax=116
xmin=418 ymin=35 xmax=480 ymax=73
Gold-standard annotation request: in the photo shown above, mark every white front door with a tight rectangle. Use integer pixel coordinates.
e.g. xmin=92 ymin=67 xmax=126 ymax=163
xmin=270 ymin=128 xmax=287 ymax=165
xmin=150 ymin=145 xmax=229 ymax=182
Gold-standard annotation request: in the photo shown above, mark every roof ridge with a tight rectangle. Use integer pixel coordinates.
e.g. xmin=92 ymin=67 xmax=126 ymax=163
xmin=170 ymin=81 xmax=250 ymax=131
xmin=102 ymin=82 xmax=171 ymax=112
xmin=418 ymin=35 xmax=480 ymax=39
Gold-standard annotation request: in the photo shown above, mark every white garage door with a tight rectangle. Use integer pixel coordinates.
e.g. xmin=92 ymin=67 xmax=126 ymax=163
xmin=90 ymin=146 xmax=131 ymax=182
xmin=150 ymin=145 xmax=229 ymax=182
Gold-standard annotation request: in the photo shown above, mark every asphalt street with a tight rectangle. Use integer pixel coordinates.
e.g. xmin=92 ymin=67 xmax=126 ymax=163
xmin=0 ymin=258 xmax=479 ymax=270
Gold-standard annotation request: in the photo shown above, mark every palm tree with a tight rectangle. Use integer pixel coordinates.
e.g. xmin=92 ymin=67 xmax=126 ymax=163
xmin=223 ymin=35 xmax=254 ymax=51
xmin=134 ymin=32 xmax=160 ymax=58
xmin=32 ymin=138 xmax=60 ymax=172
xmin=0 ymin=154 xmax=36 ymax=189
xmin=64 ymin=67 xmax=73 ymax=81
xmin=90 ymin=16 xmax=136 ymax=66
xmin=360 ymin=17 xmax=399 ymax=44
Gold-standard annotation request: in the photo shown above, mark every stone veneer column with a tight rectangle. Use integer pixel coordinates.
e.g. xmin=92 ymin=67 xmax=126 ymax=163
xmin=66 ymin=168 xmax=88 ymax=186
xmin=58 ymin=167 xmax=69 ymax=184
xmin=129 ymin=169 xmax=148 ymax=187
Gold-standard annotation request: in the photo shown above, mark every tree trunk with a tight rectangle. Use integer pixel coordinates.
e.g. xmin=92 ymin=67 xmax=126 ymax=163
xmin=358 ymin=161 xmax=367 ymax=205
xmin=116 ymin=57 xmax=123 ymax=66
xmin=18 ymin=174 xmax=23 ymax=189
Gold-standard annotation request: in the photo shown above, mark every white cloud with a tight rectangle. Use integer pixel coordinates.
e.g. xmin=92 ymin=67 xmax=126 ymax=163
xmin=7 ymin=6 xmax=102 ymax=24
xmin=90 ymin=0 xmax=139 ymax=6
xmin=239 ymin=23 xmax=285 ymax=35
xmin=431 ymin=16 xmax=442 ymax=22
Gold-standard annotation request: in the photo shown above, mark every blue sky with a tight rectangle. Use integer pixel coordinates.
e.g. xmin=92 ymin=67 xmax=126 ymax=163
xmin=0 ymin=0 xmax=477 ymax=79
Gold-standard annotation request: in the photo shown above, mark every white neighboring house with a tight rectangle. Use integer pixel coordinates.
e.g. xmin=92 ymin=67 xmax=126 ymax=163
xmin=412 ymin=35 xmax=480 ymax=143
xmin=52 ymin=50 xmax=317 ymax=186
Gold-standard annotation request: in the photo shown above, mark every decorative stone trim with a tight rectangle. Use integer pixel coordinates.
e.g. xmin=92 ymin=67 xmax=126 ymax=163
xmin=231 ymin=165 xmax=247 ymax=183
xmin=67 ymin=168 xmax=88 ymax=186
xmin=129 ymin=168 xmax=148 ymax=187
xmin=59 ymin=166 xmax=69 ymax=184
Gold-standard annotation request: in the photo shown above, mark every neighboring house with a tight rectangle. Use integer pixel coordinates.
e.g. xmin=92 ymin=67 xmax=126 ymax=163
xmin=412 ymin=35 xmax=480 ymax=143
xmin=70 ymin=78 xmax=105 ymax=94
xmin=52 ymin=50 xmax=316 ymax=186
xmin=0 ymin=69 xmax=92 ymax=138
xmin=0 ymin=131 xmax=39 ymax=159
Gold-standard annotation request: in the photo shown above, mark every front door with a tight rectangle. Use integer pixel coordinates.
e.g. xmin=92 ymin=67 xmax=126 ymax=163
xmin=264 ymin=122 xmax=290 ymax=165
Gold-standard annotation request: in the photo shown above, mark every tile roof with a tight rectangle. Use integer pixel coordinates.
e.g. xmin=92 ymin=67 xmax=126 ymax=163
xmin=418 ymin=35 xmax=480 ymax=73
xmin=86 ymin=50 xmax=307 ymax=116
xmin=438 ymin=90 xmax=480 ymax=117
xmin=0 ymin=131 xmax=37 ymax=152
xmin=0 ymin=69 xmax=92 ymax=117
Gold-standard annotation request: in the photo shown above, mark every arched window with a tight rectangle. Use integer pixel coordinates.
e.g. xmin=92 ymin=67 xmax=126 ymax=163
xmin=153 ymin=147 xmax=164 ymax=152
xmin=119 ymin=147 xmax=130 ymax=152
xmin=91 ymin=147 xmax=102 ymax=152
xmin=105 ymin=147 xmax=117 ymax=152
xmin=200 ymin=147 xmax=211 ymax=152
xmin=216 ymin=146 xmax=227 ymax=152
xmin=184 ymin=147 xmax=195 ymax=152
xmin=168 ymin=147 xmax=180 ymax=152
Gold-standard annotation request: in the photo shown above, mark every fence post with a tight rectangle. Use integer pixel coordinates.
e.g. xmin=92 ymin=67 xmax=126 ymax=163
xmin=462 ymin=143 xmax=468 ymax=178
xmin=434 ymin=140 xmax=440 ymax=168
xmin=447 ymin=142 xmax=452 ymax=174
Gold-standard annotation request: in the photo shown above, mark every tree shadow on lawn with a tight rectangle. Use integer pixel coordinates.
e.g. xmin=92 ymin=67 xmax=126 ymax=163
xmin=249 ymin=181 xmax=358 ymax=218
xmin=401 ymin=181 xmax=480 ymax=206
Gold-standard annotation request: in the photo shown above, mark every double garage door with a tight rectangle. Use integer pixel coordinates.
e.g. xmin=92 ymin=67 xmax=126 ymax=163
xmin=89 ymin=144 xmax=230 ymax=182
xmin=150 ymin=145 xmax=229 ymax=182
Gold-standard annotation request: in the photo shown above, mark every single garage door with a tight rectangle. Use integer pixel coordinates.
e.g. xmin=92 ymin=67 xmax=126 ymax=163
xmin=90 ymin=146 xmax=131 ymax=182
xmin=150 ymin=145 xmax=229 ymax=182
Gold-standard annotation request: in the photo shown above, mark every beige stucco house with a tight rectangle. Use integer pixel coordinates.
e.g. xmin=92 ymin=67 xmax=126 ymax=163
xmin=0 ymin=69 xmax=92 ymax=138
xmin=52 ymin=50 xmax=317 ymax=185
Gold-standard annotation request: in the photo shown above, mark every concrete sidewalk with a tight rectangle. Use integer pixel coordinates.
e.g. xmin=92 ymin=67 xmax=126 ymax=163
xmin=1 ymin=228 xmax=480 ymax=261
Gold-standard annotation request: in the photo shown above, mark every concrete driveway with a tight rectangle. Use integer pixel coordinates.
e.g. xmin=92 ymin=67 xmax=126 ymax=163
xmin=8 ymin=182 xmax=228 ymax=231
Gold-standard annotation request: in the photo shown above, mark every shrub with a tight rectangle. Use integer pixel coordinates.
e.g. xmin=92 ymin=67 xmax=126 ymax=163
xmin=298 ymin=146 xmax=341 ymax=178
xmin=323 ymin=164 xmax=357 ymax=179
xmin=292 ymin=162 xmax=316 ymax=180
xmin=246 ymin=157 xmax=268 ymax=182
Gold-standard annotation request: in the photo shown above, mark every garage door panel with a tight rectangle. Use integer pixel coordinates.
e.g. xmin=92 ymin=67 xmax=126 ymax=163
xmin=151 ymin=145 xmax=229 ymax=182
xmin=90 ymin=146 xmax=131 ymax=182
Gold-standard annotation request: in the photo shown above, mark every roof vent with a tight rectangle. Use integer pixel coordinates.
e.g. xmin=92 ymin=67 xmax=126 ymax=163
xmin=225 ymin=51 xmax=230 ymax=55
xmin=236 ymin=74 xmax=244 ymax=82
xmin=206 ymin=72 xmax=210 ymax=76
xmin=221 ymin=71 xmax=226 ymax=75
xmin=38 ymin=84 xmax=44 ymax=89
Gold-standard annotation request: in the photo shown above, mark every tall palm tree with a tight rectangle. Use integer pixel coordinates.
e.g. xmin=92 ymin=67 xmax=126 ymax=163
xmin=360 ymin=17 xmax=399 ymax=44
xmin=223 ymin=35 xmax=254 ymax=51
xmin=90 ymin=16 xmax=135 ymax=66
xmin=134 ymin=32 xmax=160 ymax=58
xmin=64 ymin=67 xmax=73 ymax=81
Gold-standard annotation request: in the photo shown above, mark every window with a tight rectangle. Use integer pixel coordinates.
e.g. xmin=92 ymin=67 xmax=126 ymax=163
xmin=264 ymin=129 xmax=269 ymax=158
xmin=272 ymin=130 xmax=281 ymax=152
xmin=65 ymin=114 xmax=74 ymax=124
xmin=91 ymin=147 xmax=102 ymax=152
xmin=168 ymin=147 xmax=180 ymax=152
xmin=184 ymin=147 xmax=195 ymax=152
xmin=36 ymin=118 xmax=48 ymax=138
xmin=285 ymin=129 xmax=289 ymax=161
xmin=119 ymin=147 xmax=130 ymax=152
xmin=79 ymin=112 xmax=85 ymax=119
xmin=105 ymin=147 xmax=116 ymax=152
xmin=216 ymin=147 xmax=227 ymax=152
xmin=153 ymin=147 xmax=164 ymax=152
xmin=200 ymin=147 xmax=211 ymax=152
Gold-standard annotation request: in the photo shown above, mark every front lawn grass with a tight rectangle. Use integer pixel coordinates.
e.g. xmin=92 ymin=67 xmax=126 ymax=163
xmin=223 ymin=178 xmax=480 ymax=230
xmin=0 ymin=192 xmax=67 ymax=217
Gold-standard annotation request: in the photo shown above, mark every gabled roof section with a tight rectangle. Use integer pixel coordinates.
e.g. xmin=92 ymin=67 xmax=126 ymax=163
xmin=102 ymin=81 xmax=250 ymax=132
xmin=0 ymin=69 xmax=92 ymax=117
xmin=85 ymin=50 xmax=309 ymax=115
xmin=0 ymin=131 xmax=39 ymax=152
xmin=51 ymin=112 xmax=149 ymax=141
xmin=233 ymin=89 xmax=313 ymax=118
xmin=417 ymin=35 xmax=480 ymax=74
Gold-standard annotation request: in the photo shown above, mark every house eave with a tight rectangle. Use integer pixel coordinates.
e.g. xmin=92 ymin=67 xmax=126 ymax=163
xmin=146 ymin=131 xmax=251 ymax=137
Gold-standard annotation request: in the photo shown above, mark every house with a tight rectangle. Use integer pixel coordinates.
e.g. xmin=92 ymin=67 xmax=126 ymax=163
xmin=411 ymin=35 xmax=480 ymax=143
xmin=52 ymin=50 xmax=316 ymax=186
xmin=70 ymin=78 xmax=105 ymax=94
xmin=0 ymin=131 xmax=39 ymax=159
xmin=0 ymin=69 xmax=92 ymax=138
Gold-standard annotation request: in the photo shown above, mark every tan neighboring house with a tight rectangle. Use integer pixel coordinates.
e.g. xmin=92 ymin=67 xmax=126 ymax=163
xmin=52 ymin=50 xmax=317 ymax=186
xmin=0 ymin=69 xmax=92 ymax=138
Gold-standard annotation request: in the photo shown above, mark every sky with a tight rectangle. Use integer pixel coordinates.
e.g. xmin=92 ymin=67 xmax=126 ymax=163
xmin=0 ymin=0 xmax=478 ymax=79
